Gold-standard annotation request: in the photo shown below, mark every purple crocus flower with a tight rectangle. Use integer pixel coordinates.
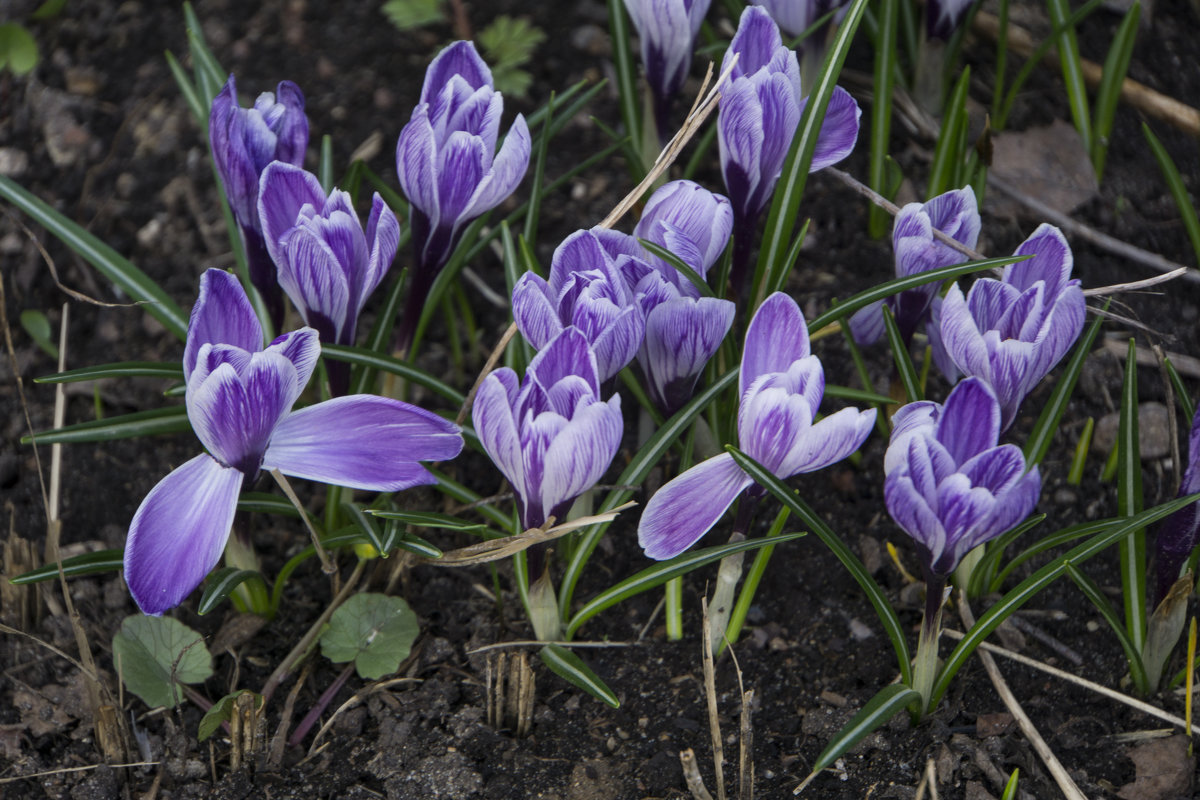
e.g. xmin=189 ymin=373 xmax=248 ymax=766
xmin=926 ymin=0 xmax=978 ymax=41
xmin=623 ymin=0 xmax=712 ymax=137
xmin=751 ymin=0 xmax=850 ymax=38
xmin=473 ymin=328 xmax=624 ymax=531
xmin=634 ymin=179 xmax=734 ymax=280
xmin=210 ymin=75 xmax=309 ymax=329
xmin=718 ymin=6 xmax=861 ymax=297
xmin=124 ymin=270 xmax=463 ymax=615
xmin=939 ymin=224 xmax=1086 ymax=431
xmin=884 ymin=377 xmax=1041 ymax=580
xmin=511 ymin=230 xmax=645 ymax=384
xmin=258 ymin=162 xmax=400 ymax=395
xmin=849 ymin=187 xmax=980 ymax=376
xmin=1155 ymin=405 xmax=1200 ymax=604
xmin=395 ymin=41 xmax=531 ymax=351
xmin=638 ymin=292 xmax=875 ymax=559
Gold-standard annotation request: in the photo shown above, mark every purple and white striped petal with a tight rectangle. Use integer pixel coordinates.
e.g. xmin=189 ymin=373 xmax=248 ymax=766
xmin=934 ymin=377 xmax=1000 ymax=466
xmin=641 ymin=296 xmax=735 ymax=413
xmin=804 ymin=86 xmax=861 ymax=172
xmin=635 ymin=180 xmax=733 ymax=277
xmin=395 ymin=107 xmax=440 ymax=227
xmin=124 ymin=454 xmax=243 ymax=615
xmin=262 ymin=395 xmax=462 ymax=490
xmin=472 ymin=369 xmax=527 ymax=501
xmin=258 ymin=161 xmax=327 ymax=274
xmin=421 ymin=41 xmax=492 ymax=106
xmin=184 ymin=270 xmax=263 ymax=382
xmin=740 ymin=292 xmax=811 ymax=396
xmin=512 ymin=272 xmax=564 ymax=351
xmin=639 ymin=453 xmax=756 ymax=560
xmin=778 ymin=406 xmax=876 ymax=476
xmin=538 ymin=396 xmax=624 ymax=525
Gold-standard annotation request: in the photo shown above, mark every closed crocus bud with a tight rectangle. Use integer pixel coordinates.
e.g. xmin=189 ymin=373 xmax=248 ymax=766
xmin=395 ymin=41 xmax=531 ymax=352
xmin=939 ymin=224 xmax=1086 ymax=431
xmin=884 ymin=378 xmax=1040 ymax=580
xmin=209 ymin=75 xmax=309 ymax=329
xmin=638 ymin=293 xmax=875 ymax=559
xmin=511 ymin=230 xmax=645 ymax=384
xmin=849 ymin=186 xmax=980 ymax=375
xmin=634 ymin=180 xmax=733 ymax=280
xmin=473 ymin=328 xmax=623 ymax=531
xmin=719 ymin=6 xmax=860 ymax=297
xmin=926 ymin=0 xmax=978 ymax=41
xmin=623 ymin=0 xmax=712 ymax=136
xmin=257 ymin=162 xmax=400 ymax=396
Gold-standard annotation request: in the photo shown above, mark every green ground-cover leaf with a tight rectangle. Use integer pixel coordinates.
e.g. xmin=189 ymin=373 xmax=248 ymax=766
xmin=112 ymin=615 xmax=213 ymax=709
xmin=320 ymin=593 xmax=419 ymax=680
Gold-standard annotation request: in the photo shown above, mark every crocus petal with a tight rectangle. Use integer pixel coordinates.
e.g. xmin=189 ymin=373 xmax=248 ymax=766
xmin=778 ymin=406 xmax=876 ymax=476
xmin=265 ymin=327 xmax=320 ymax=392
xmin=512 ymin=272 xmax=563 ymax=351
xmin=740 ymin=291 xmax=810 ymax=396
xmin=935 ymin=377 xmax=1000 ymax=465
xmin=263 ymin=395 xmax=462 ymax=491
xmin=124 ymin=454 xmax=243 ymax=615
xmin=1005 ymin=223 xmax=1072 ymax=296
xmin=184 ymin=270 xmax=263 ymax=382
xmin=363 ymin=193 xmax=401 ymax=313
xmin=396 ymin=108 xmax=440 ymax=222
xmin=421 ymin=41 xmax=493 ymax=106
xmin=639 ymin=452 xmax=755 ymax=560
xmin=279 ymin=225 xmax=352 ymax=339
xmin=463 ymin=115 xmax=532 ymax=220
xmin=472 ymin=370 xmax=525 ymax=500
xmin=806 ymin=86 xmax=861 ymax=171
xmin=848 ymin=301 xmax=886 ymax=346
xmin=885 ymin=473 xmax=945 ymax=557
xmin=258 ymin=163 xmax=327 ymax=278
xmin=723 ymin=6 xmax=784 ymax=80
xmin=436 ymin=131 xmax=487 ymax=232
xmin=538 ymin=396 xmax=624 ymax=524
xmin=642 ymin=297 xmax=734 ymax=413
xmin=884 ymin=401 xmax=939 ymax=476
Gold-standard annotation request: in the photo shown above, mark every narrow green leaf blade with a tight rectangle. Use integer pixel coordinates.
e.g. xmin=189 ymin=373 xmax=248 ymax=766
xmin=198 ymin=568 xmax=264 ymax=615
xmin=322 ymin=343 xmax=465 ymax=406
xmin=22 ymin=406 xmax=190 ymax=445
xmin=809 ymin=685 xmax=921 ymax=774
xmin=367 ymin=509 xmax=488 ymax=532
xmin=9 ymin=549 xmax=124 ymax=585
xmin=36 ymin=361 xmax=184 ymax=384
xmin=539 ymin=644 xmax=619 ymax=708
xmin=1118 ymin=338 xmax=1146 ymax=654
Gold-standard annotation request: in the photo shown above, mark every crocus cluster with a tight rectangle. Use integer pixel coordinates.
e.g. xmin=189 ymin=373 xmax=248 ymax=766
xmin=939 ymin=224 xmax=1085 ymax=430
xmin=513 ymin=180 xmax=735 ymax=416
xmin=718 ymin=6 xmax=860 ymax=296
xmin=124 ymin=270 xmax=463 ymax=615
xmin=395 ymin=41 xmax=531 ymax=350
xmin=622 ymin=0 xmax=712 ymax=137
xmin=210 ymin=76 xmax=310 ymax=329
xmin=473 ymin=328 xmax=623 ymax=531
xmin=639 ymin=292 xmax=875 ymax=559
xmin=850 ymin=186 xmax=980 ymax=377
xmin=258 ymin=162 xmax=400 ymax=395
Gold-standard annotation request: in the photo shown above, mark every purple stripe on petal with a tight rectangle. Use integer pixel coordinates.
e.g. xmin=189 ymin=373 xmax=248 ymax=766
xmin=935 ymin=377 xmax=1000 ymax=465
xmin=263 ymin=395 xmax=462 ymax=491
xmin=124 ymin=454 xmax=243 ymax=615
xmin=639 ymin=452 xmax=755 ymax=560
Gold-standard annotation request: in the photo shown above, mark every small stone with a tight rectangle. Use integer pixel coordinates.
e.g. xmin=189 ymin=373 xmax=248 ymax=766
xmin=1054 ymin=487 xmax=1078 ymax=506
xmin=0 ymin=148 xmax=29 ymax=177
xmin=1093 ymin=402 xmax=1172 ymax=460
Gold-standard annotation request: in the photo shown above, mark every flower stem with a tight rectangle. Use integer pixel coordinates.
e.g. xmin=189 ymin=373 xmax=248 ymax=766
xmin=912 ymin=573 xmax=947 ymax=717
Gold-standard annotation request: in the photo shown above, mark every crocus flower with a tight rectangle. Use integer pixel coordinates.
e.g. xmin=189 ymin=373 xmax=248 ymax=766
xmin=885 ymin=377 xmax=1041 ymax=580
xmin=718 ymin=6 xmax=860 ymax=296
xmin=849 ymin=187 xmax=980 ymax=376
xmin=124 ymin=270 xmax=463 ymax=615
xmin=395 ymin=41 xmax=531 ymax=350
xmin=638 ymin=292 xmax=875 ymax=559
xmin=634 ymin=179 xmax=733 ymax=280
xmin=258 ymin=162 xmax=400 ymax=395
xmin=622 ymin=0 xmax=712 ymax=136
xmin=939 ymin=224 xmax=1086 ymax=431
xmin=473 ymin=327 xmax=624 ymax=531
xmin=751 ymin=0 xmax=849 ymax=38
xmin=511 ymin=230 xmax=645 ymax=384
xmin=1155 ymin=405 xmax=1200 ymax=604
xmin=210 ymin=75 xmax=309 ymax=329
xmin=926 ymin=0 xmax=978 ymax=41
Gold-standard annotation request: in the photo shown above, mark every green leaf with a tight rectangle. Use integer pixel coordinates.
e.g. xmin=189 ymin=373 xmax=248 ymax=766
xmin=881 ymin=305 xmax=921 ymax=402
xmin=19 ymin=310 xmax=58 ymax=359
xmin=1000 ymin=769 xmax=1020 ymax=800
xmin=112 ymin=615 xmax=213 ymax=709
xmin=0 ymin=177 xmax=189 ymax=338
xmin=367 ymin=509 xmax=488 ymax=532
xmin=32 ymin=0 xmax=69 ymax=20
xmin=9 ymin=548 xmax=124 ymax=585
xmin=21 ymin=405 xmax=190 ymax=445
xmin=1091 ymin=3 xmax=1139 ymax=180
xmin=1064 ymin=563 xmax=1147 ymax=690
xmin=198 ymin=568 xmax=265 ymax=615
xmin=726 ymin=446 xmax=912 ymax=684
xmin=1118 ymin=338 xmax=1146 ymax=655
xmin=866 ymin=0 xmax=898 ymax=238
xmin=639 ymin=240 xmax=715 ymax=298
xmin=1143 ymin=123 xmax=1200 ymax=270
xmin=805 ymin=255 xmax=1027 ymax=333
xmin=236 ymin=492 xmax=310 ymax=519
xmin=381 ymin=0 xmax=444 ymax=29
xmin=0 ymin=23 xmax=38 ymax=75
xmin=36 ymin=361 xmax=183 ymax=383
xmin=342 ymin=502 xmax=387 ymax=556
xmin=322 ymin=343 xmax=465 ymax=406
xmin=539 ymin=644 xmax=619 ymax=708
xmin=606 ymin=0 xmax=643 ymax=173
xmin=808 ymin=685 xmax=921 ymax=775
xmin=565 ymin=533 xmax=805 ymax=638
xmin=1046 ymin=0 xmax=1092 ymax=154
xmin=198 ymin=690 xmax=261 ymax=742
xmin=320 ymin=593 xmax=419 ymax=680
xmin=927 ymin=68 xmax=971 ymax=199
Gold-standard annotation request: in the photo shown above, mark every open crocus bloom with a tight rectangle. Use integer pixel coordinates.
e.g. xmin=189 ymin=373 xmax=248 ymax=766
xmin=884 ymin=378 xmax=1040 ymax=579
xmin=638 ymin=292 xmax=875 ymax=559
xmin=209 ymin=75 xmax=309 ymax=328
xmin=124 ymin=270 xmax=463 ymax=615
xmin=939 ymin=223 xmax=1086 ymax=430
xmin=633 ymin=179 xmax=733 ymax=281
xmin=258 ymin=162 xmax=400 ymax=394
xmin=473 ymin=328 xmax=624 ymax=531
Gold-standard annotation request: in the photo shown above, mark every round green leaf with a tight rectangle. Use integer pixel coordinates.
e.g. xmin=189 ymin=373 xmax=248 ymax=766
xmin=319 ymin=593 xmax=419 ymax=680
xmin=0 ymin=24 xmax=38 ymax=76
xmin=112 ymin=615 xmax=213 ymax=709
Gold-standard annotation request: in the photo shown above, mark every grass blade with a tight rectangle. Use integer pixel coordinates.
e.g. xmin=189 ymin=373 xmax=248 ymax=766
xmin=1118 ymin=338 xmax=1146 ymax=654
xmin=22 ymin=406 xmax=191 ymax=445
xmin=9 ymin=549 xmax=124 ymax=584
xmin=1064 ymin=563 xmax=1148 ymax=690
xmin=881 ymin=306 xmax=921 ymax=402
xmin=926 ymin=67 xmax=970 ymax=199
xmin=198 ymin=568 xmax=264 ymax=615
xmin=606 ymin=0 xmax=643 ymax=174
xmin=867 ymin=0 xmax=898 ymax=238
xmin=322 ymin=343 xmax=465 ymax=406
xmin=806 ymin=685 xmax=922 ymax=777
xmin=1046 ymin=0 xmax=1093 ymax=154
xmin=36 ymin=361 xmax=183 ymax=383
xmin=1143 ymin=123 xmax=1200 ymax=268
xmin=539 ymin=644 xmax=619 ymax=707
xmin=1091 ymin=3 xmax=1140 ymax=180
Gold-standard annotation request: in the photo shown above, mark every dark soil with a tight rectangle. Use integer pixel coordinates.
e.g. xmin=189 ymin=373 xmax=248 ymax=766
xmin=3 ymin=1 xmax=1200 ymax=799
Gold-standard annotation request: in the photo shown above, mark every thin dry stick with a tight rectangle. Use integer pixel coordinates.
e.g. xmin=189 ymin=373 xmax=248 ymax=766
xmin=270 ymin=469 xmax=332 ymax=574
xmin=701 ymin=597 xmax=727 ymax=800
xmin=725 ymin=644 xmax=754 ymax=800
xmin=466 ymin=640 xmax=637 ymax=655
xmin=989 ymin=174 xmax=1197 ymax=282
xmin=941 ymin=626 xmax=1200 ymax=736
xmin=972 ymin=9 xmax=1200 ymax=138
xmin=957 ymin=598 xmax=1090 ymax=800
xmin=307 ymin=676 xmax=422 ymax=755
xmin=1084 ymin=268 xmax=1190 ymax=297
xmin=0 ymin=762 xmax=160 ymax=785
xmin=680 ymin=748 xmax=716 ymax=800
